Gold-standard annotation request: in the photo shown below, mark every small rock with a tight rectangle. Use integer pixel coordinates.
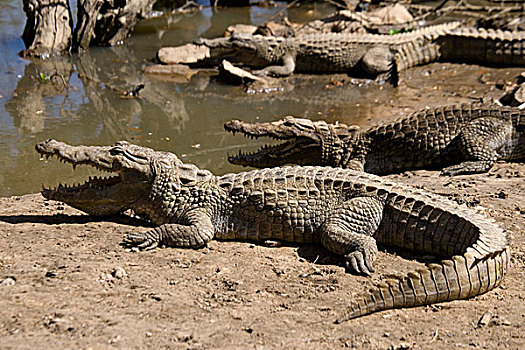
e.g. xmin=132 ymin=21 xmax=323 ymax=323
xmin=312 ymin=266 xmax=323 ymax=275
xmin=0 ymin=277 xmax=16 ymax=286
xmin=100 ymin=273 xmax=114 ymax=283
xmin=150 ymin=295 xmax=162 ymax=301
xmin=43 ymin=315 xmax=74 ymax=332
xmin=256 ymin=21 xmax=295 ymax=37
xmin=389 ymin=342 xmax=411 ymax=350
xmin=263 ymin=239 xmax=282 ymax=247
xmin=225 ymin=24 xmax=257 ymax=36
xmin=144 ymin=64 xmax=197 ymax=82
xmin=146 ymin=331 xmax=152 ymax=337
xmin=45 ymin=271 xmax=57 ymax=278
xmin=157 ymin=44 xmax=210 ymax=65
xmin=496 ymin=190 xmax=508 ymax=199
xmin=112 ymin=267 xmax=127 ymax=279
xmin=477 ymin=311 xmax=493 ymax=328
xmin=491 ymin=316 xmax=511 ymax=326
xmin=368 ymin=4 xmax=413 ymax=25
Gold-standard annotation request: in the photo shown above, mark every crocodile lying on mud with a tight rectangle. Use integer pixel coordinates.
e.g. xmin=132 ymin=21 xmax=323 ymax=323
xmin=35 ymin=139 xmax=509 ymax=321
xmin=183 ymin=24 xmax=524 ymax=82
xmin=225 ymin=103 xmax=525 ymax=175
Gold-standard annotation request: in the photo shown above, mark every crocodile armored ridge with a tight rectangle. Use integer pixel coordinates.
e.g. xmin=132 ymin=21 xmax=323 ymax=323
xmin=35 ymin=139 xmax=509 ymax=321
xmin=188 ymin=25 xmax=524 ymax=81
xmin=225 ymin=103 xmax=525 ymax=175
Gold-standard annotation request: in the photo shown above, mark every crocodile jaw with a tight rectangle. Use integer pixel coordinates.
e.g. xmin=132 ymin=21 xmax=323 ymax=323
xmin=228 ymin=137 xmax=322 ymax=168
xmin=224 ymin=118 xmax=324 ymax=167
xmin=36 ymin=139 xmax=150 ymax=216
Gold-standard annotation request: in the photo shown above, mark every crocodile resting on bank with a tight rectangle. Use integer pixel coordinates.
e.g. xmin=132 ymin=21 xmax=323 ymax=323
xmin=190 ymin=24 xmax=525 ymax=82
xmin=225 ymin=103 xmax=525 ymax=175
xmin=35 ymin=139 xmax=509 ymax=321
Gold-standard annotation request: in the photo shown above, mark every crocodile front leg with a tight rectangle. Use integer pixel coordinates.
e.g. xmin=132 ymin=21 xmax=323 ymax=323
xmin=254 ymin=55 xmax=296 ymax=77
xmin=320 ymin=196 xmax=384 ymax=276
xmin=441 ymin=117 xmax=514 ymax=175
xmin=123 ymin=209 xmax=214 ymax=250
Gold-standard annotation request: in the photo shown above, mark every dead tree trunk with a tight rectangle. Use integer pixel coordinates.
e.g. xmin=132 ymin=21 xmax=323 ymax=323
xmin=73 ymin=0 xmax=104 ymax=52
xmin=21 ymin=0 xmax=73 ymax=57
xmin=74 ymin=0 xmax=157 ymax=51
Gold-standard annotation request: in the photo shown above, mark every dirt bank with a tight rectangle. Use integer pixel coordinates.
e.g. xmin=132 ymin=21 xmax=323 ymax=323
xmin=0 ymin=162 xmax=523 ymax=349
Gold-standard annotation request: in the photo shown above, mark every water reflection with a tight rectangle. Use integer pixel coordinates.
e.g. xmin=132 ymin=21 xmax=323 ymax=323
xmin=2 ymin=1 xmax=395 ymax=196
xmin=2 ymin=48 xmax=395 ymax=196
xmin=6 ymin=58 xmax=73 ymax=135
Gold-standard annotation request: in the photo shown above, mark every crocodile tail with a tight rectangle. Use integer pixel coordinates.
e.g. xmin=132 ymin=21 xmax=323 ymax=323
xmin=336 ymin=248 xmax=509 ymax=322
xmin=394 ymin=41 xmax=442 ymax=72
xmin=440 ymin=28 xmax=525 ymax=66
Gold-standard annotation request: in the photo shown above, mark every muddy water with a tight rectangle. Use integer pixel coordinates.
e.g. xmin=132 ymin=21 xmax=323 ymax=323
xmin=0 ymin=1 xmax=520 ymax=197
xmin=0 ymin=1 xmax=336 ymax=196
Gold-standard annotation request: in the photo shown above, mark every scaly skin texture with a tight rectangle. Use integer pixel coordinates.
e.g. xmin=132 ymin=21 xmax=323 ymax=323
xmin=225 ymin=103 xmax=525 ymax=175
xmin=193 ymin=22 xmax=462 ymax=80
xmin=191 ymin=24 xmax=524 ymax=80
xmin=35 ymin=139 xmax=510 ymax=321
xmin=396 ymin=27 xmax=525 ymax=72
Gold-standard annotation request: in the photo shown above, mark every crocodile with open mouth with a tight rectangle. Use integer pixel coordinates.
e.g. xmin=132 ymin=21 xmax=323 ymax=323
xmin=225 ymin=103 xmax=525 ymax=175
xmin=35 ymin=139 xmax=509 ymax=321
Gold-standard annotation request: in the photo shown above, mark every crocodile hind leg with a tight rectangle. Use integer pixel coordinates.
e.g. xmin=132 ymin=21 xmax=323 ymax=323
xmin=441 ymin=117 xmax=514 ymax=175
xmin=320 ymin=196 xmax=384 ymax=276
xmin=360 ymin=46 xmax=398 ymax=85
xmin=123 ymin=209 xmax=215 ymax=250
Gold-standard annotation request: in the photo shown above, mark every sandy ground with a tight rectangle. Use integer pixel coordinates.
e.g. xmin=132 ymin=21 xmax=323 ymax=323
xmin=0 ymin=166 xmax=523 ymax=349
xmin=1 ymin=62 xmax=524 ymax=349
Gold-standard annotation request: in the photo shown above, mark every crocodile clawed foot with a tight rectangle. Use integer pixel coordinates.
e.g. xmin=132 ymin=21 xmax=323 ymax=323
xmin=344 ymin=248 xmax=376 ymax=276
xmin=441 ymin=160 xmax=494 ymax=176
xmin=123 ymin=232 xmax=159 ymax=250
xmin=441 ymin=167 xmax=466 ymax=176
xmin=440 ymin=166 xmax=458 ymax=176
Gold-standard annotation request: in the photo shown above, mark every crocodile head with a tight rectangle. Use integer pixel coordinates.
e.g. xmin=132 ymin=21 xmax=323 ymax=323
xmin=194 ymin=34 xmax=283 ymax=67
xmin=35 ymin=139 xmax=181 ymax=216
xmin=225 ymin=116 xmax=360 ymax=168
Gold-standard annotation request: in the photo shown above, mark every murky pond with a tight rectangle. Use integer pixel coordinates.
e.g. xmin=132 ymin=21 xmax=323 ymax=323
xmin=0 ymin=0 xmax=521 ymax=197
xmin=0 ymin=0 xmax=384 ymax=196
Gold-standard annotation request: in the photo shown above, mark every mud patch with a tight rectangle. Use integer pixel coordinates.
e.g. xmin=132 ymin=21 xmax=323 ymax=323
xmin=0 ymin=163 xmax=523 ymax=348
